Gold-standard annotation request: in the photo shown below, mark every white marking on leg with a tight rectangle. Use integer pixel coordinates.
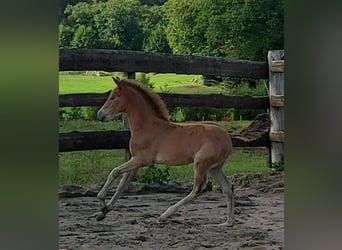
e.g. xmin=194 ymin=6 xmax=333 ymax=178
xmin=210 ymin=166 xmax=234 ymax=226
xmin=106 ymin=171 xmax=135 ymax=210
xmin=158 ymin=166 xmax=205 ymax=222
xmin=158 ymin=190 xmax=197 ymax=222
xmin=97 ymin=158 xmax=138 ymax=203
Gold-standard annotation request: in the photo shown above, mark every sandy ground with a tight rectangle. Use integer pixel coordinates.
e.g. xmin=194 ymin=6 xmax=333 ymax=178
xmin=59 ymin=172 xmax=284 ymax=250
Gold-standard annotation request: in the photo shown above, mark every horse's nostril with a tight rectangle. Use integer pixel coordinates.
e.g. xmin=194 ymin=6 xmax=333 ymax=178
xmin=98 ymin=115 xmax=104 ymax=122
xmin=97 ymin=110 xmax=104 ymax=121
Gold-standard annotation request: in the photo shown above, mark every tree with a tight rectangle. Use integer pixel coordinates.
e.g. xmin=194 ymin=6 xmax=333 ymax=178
xmin=227 ymin=0 xmax=284 ymax=60
xmin=164 ymin=0 xmax=207 ymax=55
xmin=60 ymin=0 xmax=145 ymax=50
xmin=165 ymin=0 xmax=284 ymax=60
xmin=143 ymin=24 xmax=171 ymax=53
xmin=59 ymin=24 xmax=74 ymax=48
xmin=141 ymin=5 xmax=171 ymax=53
xmin=61 ymin=1 xmax=100 ymax=48
xmin=70 ymin=25 xmax=98 ymax=48
xmin=93 ymin=0 xmax=144 ymax=50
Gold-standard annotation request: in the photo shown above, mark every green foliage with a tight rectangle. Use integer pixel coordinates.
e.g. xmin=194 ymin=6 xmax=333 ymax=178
xmin=224 ymin=80 xmax=268 ymax=96
xmin=226 ymin=0 xmax=284 ymax=60
xmin=164 ymin=0 xmax=206 ymax=55
xmin=71 ymin=25 xmax=98 ymax=48
xmin=136 ymin=165 xmax=170 ymax=184
xmin=165 ymin=0 xmax=283 ymax=60
xmin=136 ymin=73 xmax=153 ymax=89
xmin=59 ymin=0 xmax=283 ymax=59
xmin=180 ymin=107 xmax=232 ymax=122
xmin=141 ymin=5 xmax=171 ymax=53
xmin=271 ymin=155 xmax=284 ymax=171
xmin=59 ymin=107 xmax=100 ymax=121
xmin=143 ymin=23 xmax=171 ymax=53
xmin=95 ymin=0 xmax=144 ymax=50
xmin=59 ymin=24 xmax=74 ymax=48
xmin=62 ymin=1 xmax=100 ymax=48
xmin=271 ymin=160 xmax=284 ymax=171
xmin=60 ymin=0 xmax=144 ymax=49
xmin=221 ymin=80 xmax=268 ymax=120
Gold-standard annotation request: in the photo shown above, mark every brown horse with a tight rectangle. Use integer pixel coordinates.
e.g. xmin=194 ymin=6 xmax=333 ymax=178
xmin=96 ymin=77 xmax=234 ymax=226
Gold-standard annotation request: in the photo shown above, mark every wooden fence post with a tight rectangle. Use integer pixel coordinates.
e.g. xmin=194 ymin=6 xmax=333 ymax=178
xmin=122 ymin=72 xmax=135 ymax=161
xmin=268 ymin=50 xmax=284 ymax=166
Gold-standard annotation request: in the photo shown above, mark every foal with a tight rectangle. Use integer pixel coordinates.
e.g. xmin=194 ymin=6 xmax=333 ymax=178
xmin=96 ymin=77 xmax=234 ymax=226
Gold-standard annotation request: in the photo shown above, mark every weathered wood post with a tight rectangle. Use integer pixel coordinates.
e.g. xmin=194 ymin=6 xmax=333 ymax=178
xmin=268 ymin=50 xmax=284 ymax=167
xmin=123 ymin=72 xmax=135 ymax=160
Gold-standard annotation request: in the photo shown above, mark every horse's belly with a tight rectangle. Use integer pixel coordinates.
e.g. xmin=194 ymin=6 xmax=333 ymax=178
xmin=154 ymin=143 xmax=194 ymax=165
xmin=154 ymin=154 xmax=193 ymax=165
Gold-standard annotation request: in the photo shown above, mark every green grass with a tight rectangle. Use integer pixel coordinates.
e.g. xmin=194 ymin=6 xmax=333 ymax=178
xmin=59 ymin=75 xmax=114 ymax=94
xmin=59 ymin=150 xmax=127 ymax=186
xmin=59 ymin=73 xmax=225 ymax=94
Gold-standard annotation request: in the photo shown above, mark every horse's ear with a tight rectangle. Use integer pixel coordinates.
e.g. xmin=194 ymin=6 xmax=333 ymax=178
xmin=112 ymin=76 xmax=122 ymax=89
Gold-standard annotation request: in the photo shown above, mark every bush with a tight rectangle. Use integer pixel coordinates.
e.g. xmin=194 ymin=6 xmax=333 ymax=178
xmin=59 ymin=107 xmax=100 ymax=121
xmin=181 ymin=107 xmax=233 ymax=122
xmin=224 ymin=80 xmax=268 ymax=120
xmin=136 ymin=165 xmax=170 ymax=184
xmin=136 ymin=73 xmax=154 ymax=89
xmin=271 ymin=156 xmax=284 ymax=171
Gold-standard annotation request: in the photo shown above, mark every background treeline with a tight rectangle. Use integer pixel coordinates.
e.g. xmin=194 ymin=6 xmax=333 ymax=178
xmin=59 ymin=0 xmax=283 ymax=61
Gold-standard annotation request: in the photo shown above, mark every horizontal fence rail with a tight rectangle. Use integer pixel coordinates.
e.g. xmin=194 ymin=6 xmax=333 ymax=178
xmin=59 ymin=49 xmax=268 ymax=79
xmin=59 ymin=130 xmax=269 ymax=152
xmin=59 ymin=92 xmax=269 ymax=109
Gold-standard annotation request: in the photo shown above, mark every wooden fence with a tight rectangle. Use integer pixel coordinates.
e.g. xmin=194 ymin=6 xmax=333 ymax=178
xmin=59 ymin=49 xmax=284 ymax=165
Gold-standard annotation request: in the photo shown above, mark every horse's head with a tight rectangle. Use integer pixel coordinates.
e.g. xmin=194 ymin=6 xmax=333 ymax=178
xmin=97 ymin=77 xmax=128 ymax=122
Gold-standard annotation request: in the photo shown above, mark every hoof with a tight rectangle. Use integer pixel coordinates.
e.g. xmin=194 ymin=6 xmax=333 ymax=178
xmin=155 ymin=217 xmax=166 ymax=224
xmin=96 ymin=212 xmax=106 ymax=221
xmin=101 ymin=205 xmax=109 ymax=214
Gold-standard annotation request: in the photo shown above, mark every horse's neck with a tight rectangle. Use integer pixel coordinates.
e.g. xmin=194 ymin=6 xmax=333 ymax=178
xmin=125 ymin=93 xmax=162 ymax=134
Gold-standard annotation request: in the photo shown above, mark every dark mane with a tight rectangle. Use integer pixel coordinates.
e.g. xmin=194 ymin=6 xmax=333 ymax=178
xmin=121 ymin=78 xmax=170 ymax=121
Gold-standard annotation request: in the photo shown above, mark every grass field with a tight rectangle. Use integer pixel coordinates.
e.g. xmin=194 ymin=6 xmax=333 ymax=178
xmin=59 ymin=73 xmax=226 ymax=94
xmin=59 ymin=73 xmax=270 ymax=187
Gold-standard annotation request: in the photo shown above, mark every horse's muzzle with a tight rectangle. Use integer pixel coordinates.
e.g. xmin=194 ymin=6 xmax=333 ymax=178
xmin=97 ymin=109 xmax=106 ymax=122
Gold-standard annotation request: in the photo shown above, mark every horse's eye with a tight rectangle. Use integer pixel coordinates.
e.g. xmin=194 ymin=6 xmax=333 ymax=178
xmin=110 ymin=97 xmax=114 ymax=100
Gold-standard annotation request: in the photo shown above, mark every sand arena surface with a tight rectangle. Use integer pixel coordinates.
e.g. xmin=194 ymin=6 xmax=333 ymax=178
xmin=59 ymin=172 xmax=284 ymax=250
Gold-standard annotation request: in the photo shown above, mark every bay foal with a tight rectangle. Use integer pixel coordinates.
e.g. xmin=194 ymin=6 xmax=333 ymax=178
xmin=96 ymin=77 xmax=234 ymax=226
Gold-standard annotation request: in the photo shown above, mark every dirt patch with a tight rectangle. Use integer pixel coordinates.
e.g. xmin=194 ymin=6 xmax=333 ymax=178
xmin=59 ymin=172 xmax=283 ymax=249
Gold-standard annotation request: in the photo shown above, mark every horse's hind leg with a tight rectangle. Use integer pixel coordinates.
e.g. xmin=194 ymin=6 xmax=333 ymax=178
xmin=157 ymin=165 xmax=207 ymax=223
xmin=209 ymin=166 xmax=234 ymax=226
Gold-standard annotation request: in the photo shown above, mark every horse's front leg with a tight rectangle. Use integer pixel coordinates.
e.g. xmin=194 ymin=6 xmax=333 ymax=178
xmin=96 ymin=157 xmax=141 ymax=221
